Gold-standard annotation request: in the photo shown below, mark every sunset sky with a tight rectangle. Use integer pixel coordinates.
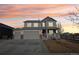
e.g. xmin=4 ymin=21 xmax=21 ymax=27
xmin=0 ymin=4 xmax=79 ymax=33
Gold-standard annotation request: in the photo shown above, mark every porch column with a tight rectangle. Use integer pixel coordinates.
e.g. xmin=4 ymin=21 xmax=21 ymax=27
xmin=38 ymin=22 xmax=41 ymax=27
xmin=24 ymin=22 xmax=27 ymax=27
xmin=31 ymin=23 xmax=33 ymax=27
xmin=46 ymin=29 xmax=48 ymax=40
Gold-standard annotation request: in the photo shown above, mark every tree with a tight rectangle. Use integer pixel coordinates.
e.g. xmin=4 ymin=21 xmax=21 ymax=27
xmin=57 ymin=22 xmax=64 ymax=33
xmin=67 ymin=7 xmax=79 ymax=27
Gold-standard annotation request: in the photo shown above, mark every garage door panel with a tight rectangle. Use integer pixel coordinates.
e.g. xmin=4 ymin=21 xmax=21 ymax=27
xmin=24 ymin=30 xmax=40 ymax=39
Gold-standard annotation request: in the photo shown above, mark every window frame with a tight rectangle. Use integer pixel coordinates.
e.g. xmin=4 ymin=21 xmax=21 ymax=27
xmin=48 ymin=22 xmax=53 ymax=27
xmin=33 ymin=23 xmax=39 ymax=27
xmin=26 ymin=23 xmax=32 ymax=27
xmin=42 ymin=22 xmax=45 ymax=27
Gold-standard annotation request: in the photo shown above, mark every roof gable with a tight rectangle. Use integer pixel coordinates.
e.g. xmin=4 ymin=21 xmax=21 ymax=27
xmin=41 ymin=16 xmax=57 ymax=22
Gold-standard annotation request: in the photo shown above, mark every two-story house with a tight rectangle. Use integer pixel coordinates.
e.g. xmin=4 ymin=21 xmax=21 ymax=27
xmin=13 ymin=16 xmax=61 ymax=40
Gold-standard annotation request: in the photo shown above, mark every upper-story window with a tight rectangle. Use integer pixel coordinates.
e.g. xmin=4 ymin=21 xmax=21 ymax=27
xmin=33 ymin=23 xmax=38 ymax=27
xmin=27 ymin=23 xmax=32 ymax=27
xmin=42 ymin=22 xmax=45 ymax=27
xmin=48 ymin=22 xmax=53 ymax=27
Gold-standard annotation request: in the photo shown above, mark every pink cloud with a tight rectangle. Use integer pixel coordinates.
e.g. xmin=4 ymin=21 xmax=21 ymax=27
xmin=0 ymin=4 xmax=78 ymax=18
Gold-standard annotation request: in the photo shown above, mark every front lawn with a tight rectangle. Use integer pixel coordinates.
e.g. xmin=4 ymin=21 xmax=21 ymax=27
xmin=43 ymin=40 xmax=79 ymax=53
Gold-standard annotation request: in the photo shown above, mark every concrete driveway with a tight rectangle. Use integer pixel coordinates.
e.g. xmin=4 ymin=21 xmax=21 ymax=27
xmin=0 ymin=39 xmax=49 ymax=55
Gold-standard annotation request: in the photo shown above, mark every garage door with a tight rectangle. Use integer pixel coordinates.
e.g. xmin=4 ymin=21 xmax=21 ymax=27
xmin=23 ymin=30 xmax=40 ymax=39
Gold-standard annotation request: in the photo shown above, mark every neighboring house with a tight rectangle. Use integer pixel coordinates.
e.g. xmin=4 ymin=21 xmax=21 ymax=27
xmin=74 ymin=33 xmax=79 ymax=40
xmin=0 ymin=23 xmax=14 ymax=39
xmin=13 ymin=16 xmax=61 ymax=40
xmin=61 ymin=33 xmax=74 ymax=40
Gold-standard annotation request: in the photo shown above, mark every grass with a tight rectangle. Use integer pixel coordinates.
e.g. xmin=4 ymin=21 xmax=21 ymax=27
xmin=67 ymin=40 xmax=79 ymax=43
xmin=43 ymin=39 xmax=79 ymax=53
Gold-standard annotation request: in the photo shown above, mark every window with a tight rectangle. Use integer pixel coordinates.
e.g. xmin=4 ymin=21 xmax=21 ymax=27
xmin=42 ymin=22 xmax=45 ymax=27
xmin=27 ymin=23 xmax=32 ymax=27
xmin=49 ymin=30 xmax=53 ymax=34
xmin=48 ymin=22 xmax=53 ymax=27
xmin=33 ymin=23 xmax=38 ymax=27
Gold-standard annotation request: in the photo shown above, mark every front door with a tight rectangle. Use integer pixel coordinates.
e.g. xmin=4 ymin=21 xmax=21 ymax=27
xmin=42 ymin=29 xmax=47 ymax=37
xmin=42 ymin=29 xmax=46 ymax=34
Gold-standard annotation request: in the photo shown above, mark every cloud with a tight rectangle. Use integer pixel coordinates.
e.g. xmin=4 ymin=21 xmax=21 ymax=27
xmin=0 ymin=4 xmax=78 ymax=18
xmin=0 ymin=4 xmax=79 ymax=33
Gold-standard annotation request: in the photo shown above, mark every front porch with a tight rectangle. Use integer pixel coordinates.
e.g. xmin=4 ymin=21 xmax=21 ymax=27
xmin=40 ymin=29 xmax=60 ymax=40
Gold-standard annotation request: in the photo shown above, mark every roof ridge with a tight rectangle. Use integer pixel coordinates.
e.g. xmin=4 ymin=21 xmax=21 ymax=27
xmin=42 ymin=16 xmax=57 ymax=22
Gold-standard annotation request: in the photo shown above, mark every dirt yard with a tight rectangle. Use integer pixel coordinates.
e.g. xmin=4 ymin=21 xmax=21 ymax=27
xmin=44 ymin=39 xmax=79 ymax=54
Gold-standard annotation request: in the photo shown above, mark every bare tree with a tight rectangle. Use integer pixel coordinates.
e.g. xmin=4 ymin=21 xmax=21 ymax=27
xmin=67 ymin=6 xmax=79 ymax=27
xmin=57 ymin=22 xmax=64 ymax=33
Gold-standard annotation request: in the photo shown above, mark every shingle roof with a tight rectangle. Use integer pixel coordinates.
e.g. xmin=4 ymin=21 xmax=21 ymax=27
xmin=24 ymin=16 xmax=57 ymax=23
xmin=24 ymin=20 xmax=41 ymax=23
xmin=14 ymin=27 xmax=59 ymax=30
xmin=0 ymin=23 xmax=14 ymax=29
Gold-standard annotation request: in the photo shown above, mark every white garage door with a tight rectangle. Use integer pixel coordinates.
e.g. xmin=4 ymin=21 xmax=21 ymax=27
xmin=13 ymin=31 xmax=21 ymax=39
xmin=23 ymin=30 xmax=40 ymax=39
